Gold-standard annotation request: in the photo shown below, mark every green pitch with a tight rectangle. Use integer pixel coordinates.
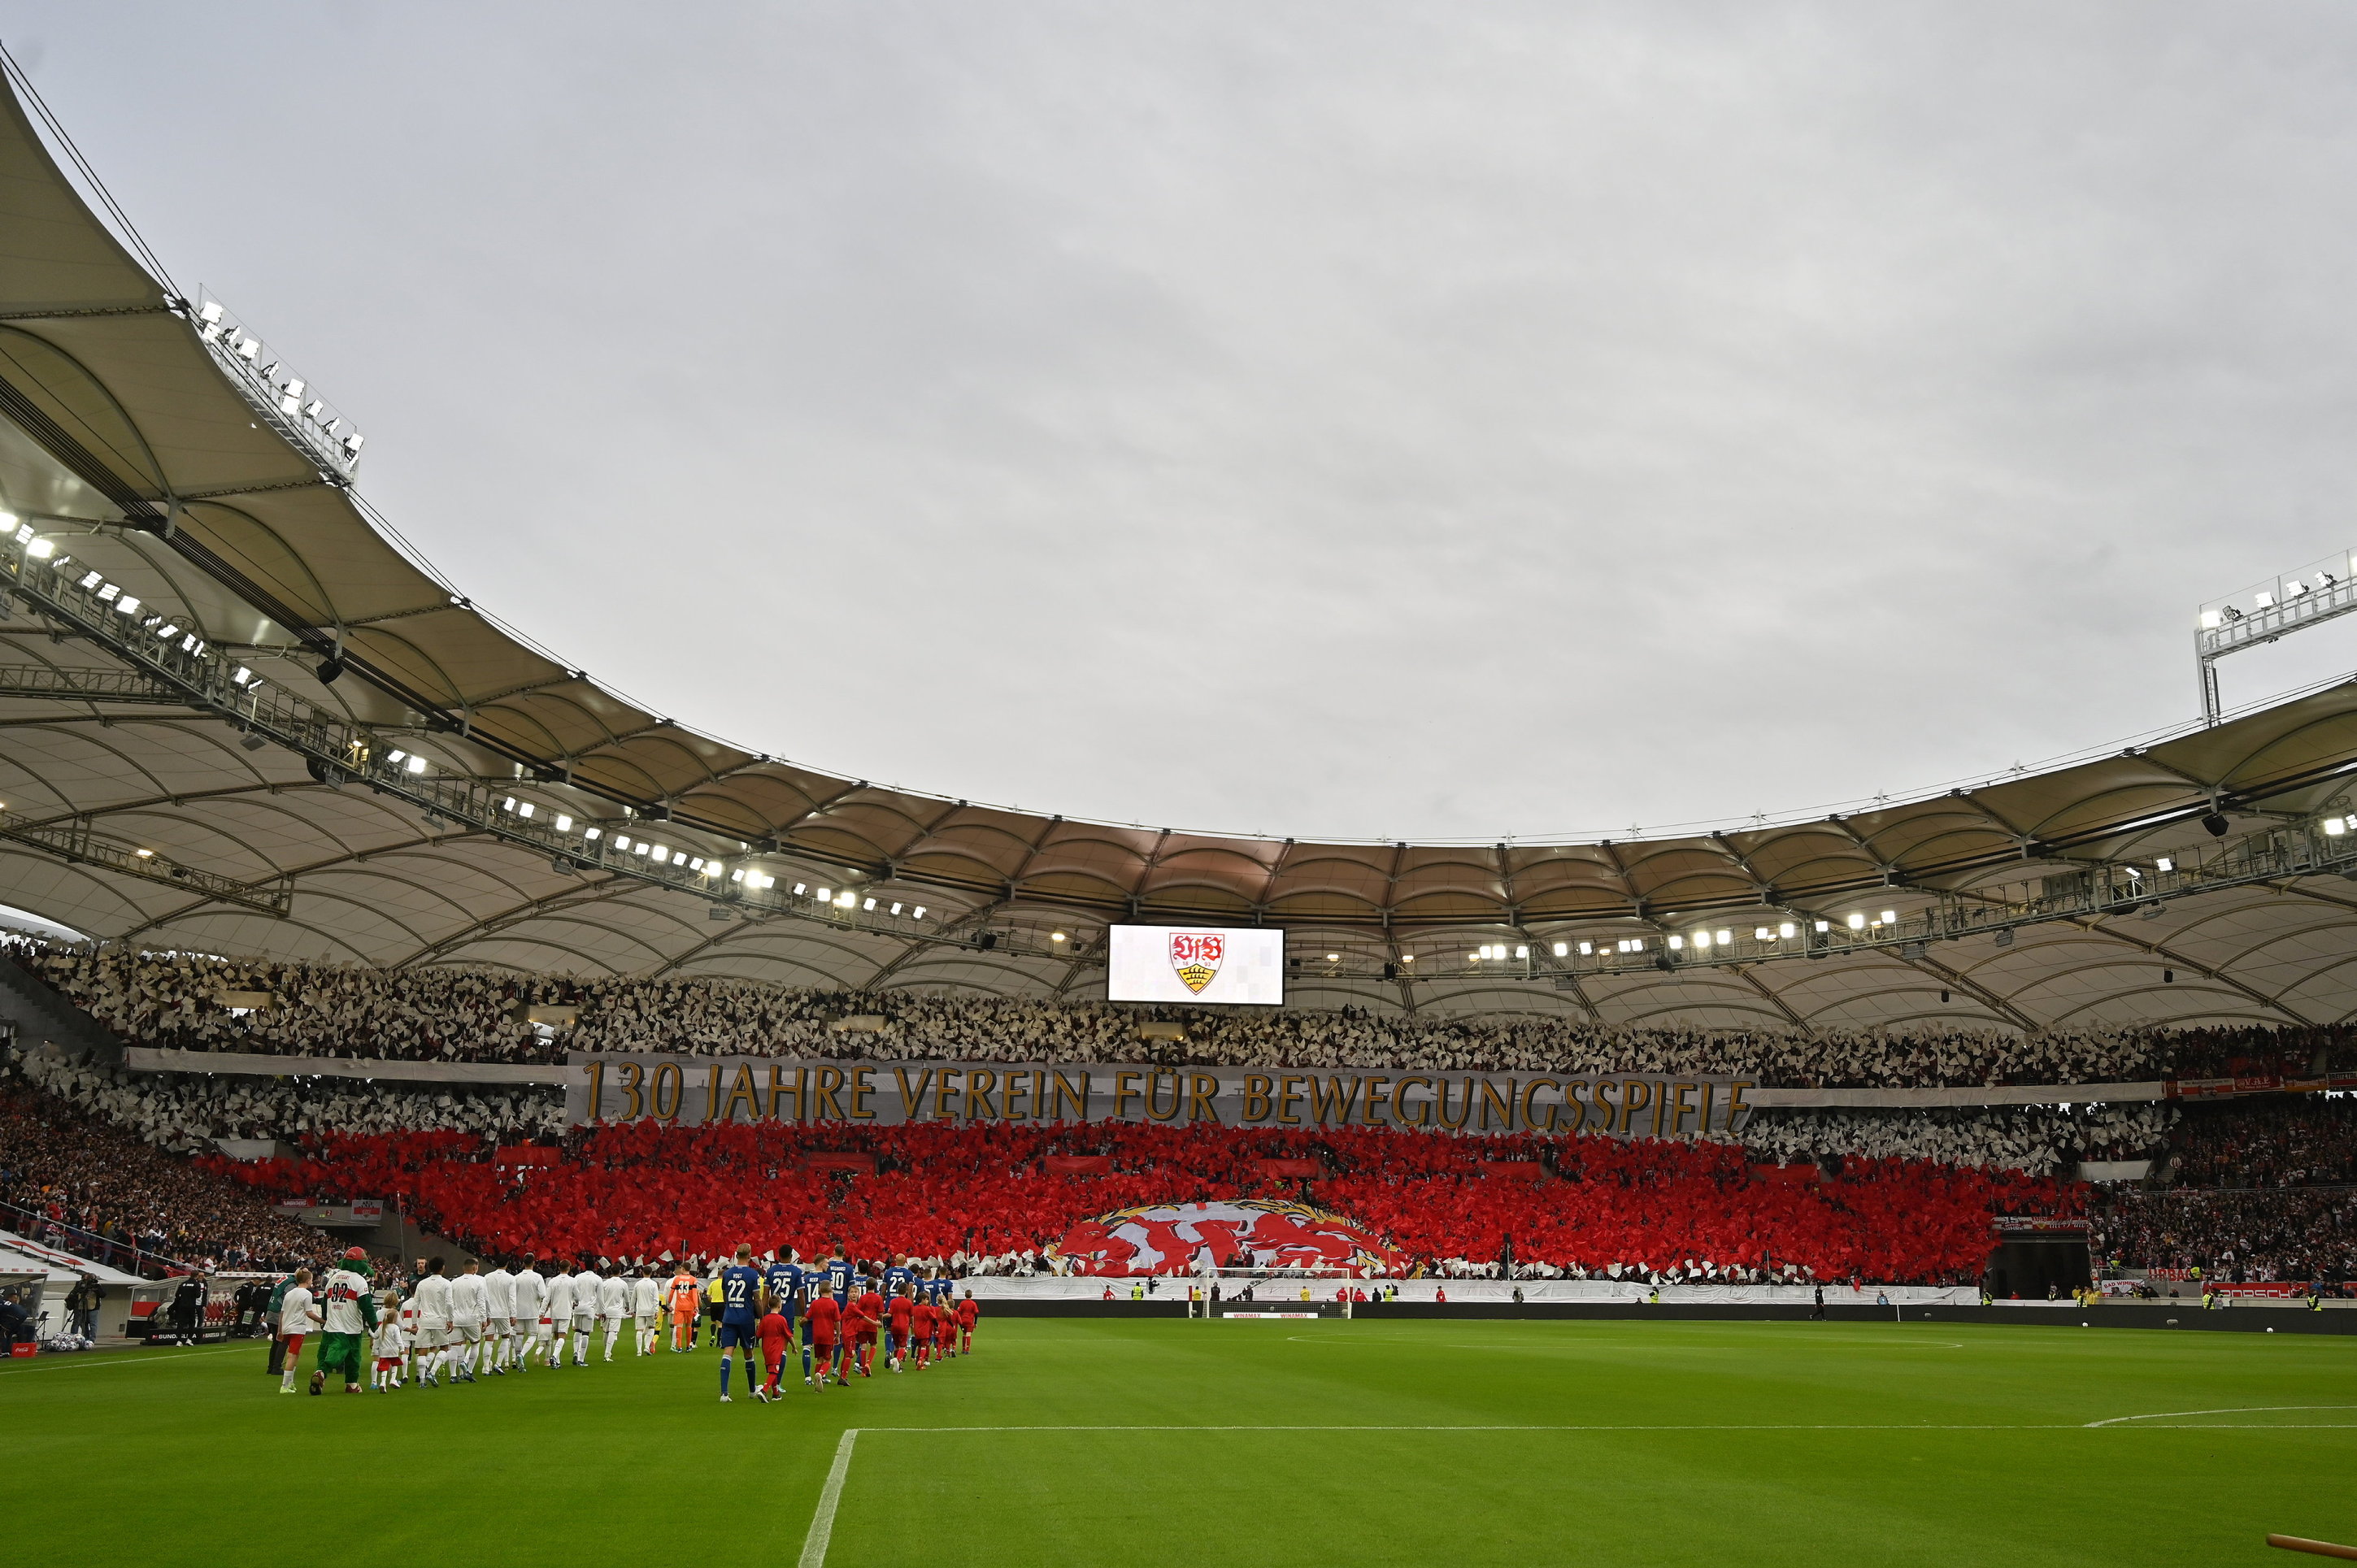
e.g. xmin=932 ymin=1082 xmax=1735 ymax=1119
xmin=11 ymin=1318 xmax=2355 ymax=1565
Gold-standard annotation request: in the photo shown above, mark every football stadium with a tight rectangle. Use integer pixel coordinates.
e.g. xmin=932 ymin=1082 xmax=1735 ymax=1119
xmin=4 ymin=20 xmax=2357 ymax=1567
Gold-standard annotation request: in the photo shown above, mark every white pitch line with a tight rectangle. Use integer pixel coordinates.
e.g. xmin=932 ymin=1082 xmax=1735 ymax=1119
xmin=0 ymin=1345 xmax=251 ymax=1375
xmin=2084 ymin=1405 xmax=2357 ymax=1427
xmin=855 ymin=1421 xmax=2357 ymax=1434
xmin=798 ymin=1427 xmax=859 ymax=1568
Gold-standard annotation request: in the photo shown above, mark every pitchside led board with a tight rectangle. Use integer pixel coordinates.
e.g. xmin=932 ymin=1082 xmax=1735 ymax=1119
xmin=1106 ymin=925 xmax=1285 ymax=1006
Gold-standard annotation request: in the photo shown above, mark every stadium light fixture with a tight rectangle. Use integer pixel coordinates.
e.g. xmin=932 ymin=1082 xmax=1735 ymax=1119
xmin=1779 ymin=921 xmax=1797 ymax=939
xmin=387 ymin=749 xmax=406 ymax=763
xmin=1715 ymin=928 xmax=1733 ymax=945
xmin=1814 ymin=919 xmax=1829 ymax=932
xmin=1468 ymin=950 xmax=1481 ymax=962
xmin=1846 ymin=912 xmax=1866 ymax=930
xmin=2155 ymin=856 xmax=2172 ymax=872
xmin=1552 ymin=941 xmax=1568 ymax=958
xmin=1755 ymin=927 xmax=1772 ymax=940
xmin=25 ymin=538 xmax=51 ymax=559
xmin=890 ymin=902 xmax=902 ymax=915
xmin=134 ymin=847 xmax=153 ymax=858
xmin=836 ymin=892 xmax=855 ymax=909
xmin=911 ymin=906 xmax=925 ymax=920
xmin=1668 ymin=935 xmax=1684 ymax=950
xmin=1326 ymin=952 xmax=1339 ymax=962
xmin=114 ymin=596 xmax=140 ymax=615
xmin=584 ymin=827 xmax=602 ymax=840
xmin=78 ymin=571 xmax=102 ymax=590
xmin=791 ymin=883 xmax=806 ymax=896
xmin=815 ymin=887 xmax=831 ymax=901
xmin=1880 ymin=910 xmax=1897 ymax=925
xmin=1693 ymin=931 xmax=1711 ymax=949
xmin=553 ymin=813 xmax=570 ymax=829
xmin=2329 ymin=818 xmax=2348 ymax=837
xmin=1576 ymin=941 xmax=1591 ymax=955
xmin=863 ymin=897 xmax=876 ymax=910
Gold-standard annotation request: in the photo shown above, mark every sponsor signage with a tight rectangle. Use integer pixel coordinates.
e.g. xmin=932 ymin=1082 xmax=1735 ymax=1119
xmin=1993 ymin=1217 xmax=2090 ymax=1236
xmin=1107 ymin=926 xmax=1285 ymax=1006
xmin=568 ymin=1053 xmax=1758 ymax=1137
xmin=1053 ymin=1198 xmax=1405 ymax=1275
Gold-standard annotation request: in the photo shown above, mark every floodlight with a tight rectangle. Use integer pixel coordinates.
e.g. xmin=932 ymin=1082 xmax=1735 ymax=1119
xmin=585 ymin=827 xmax=602 ymax=840
xmin=0 ymin=512 xmax=12 ymax=530
xmin=1552 ymin=942 xmax=1568 ymax=958
xmin=342 ymin=433 xmax=365 ymax=455
xmin=2256 ymin=591 xmax=2274 ymax=608
xmin=792 ymin=883 xmax=806 ymax=896
xmin=836 ymin=893 xmax=855 ymax=908
xmin=387 ymin=749 xmax=407 ymax=764
xmin=1846 ymin=913 xmax=1866 ymax=930
xmin=1326 ymin=952 xmax=1339 ymax=962
xmin=517 ymin=802 xmax=535 ymax=819
xmin=2329 ymin=818 xmax=2349 ymax=837
xmin=1778 ymin=921 xmax=1797 ymax=938
xmin=554 ymin=813 xmax=570 ymax=829
xmin=890 ymin=902 xmax=902 ymax=915
xmin=1879 ymin=910 xmax=1897 ymax=926
xmin=78 ymin=571 xmax=102 ymax=589
xmin=1694 ymin=931 xmax=1711 ymax=949
xmin=911 ymin=906 xmax=925 ymax=920
xmin=1515 ymin=945 xmax=1528 ymax=958
xmin=25 ymin=539 xmax=51 ymax=559
xmin=1576 ymin=941 xmax=1591 ymax=955
xmin=1468 ymin=951 xmax=1481 ymax=962
xmin=1715 ymin=929 xmax=1733 ymax=945
xmin=96 ymin=584 xmax=119 ymax=602
xmin=1668 ymin=936 xmax=1684 ymax=950
xmin=815 ymin=888 xmax=831 ymax=902
xmin=114 ymin=596 xmax=140 ymax=615
xmin=407 ymin=755 xmax=427 ymax=775
xmin=2155 ymin=856 xmax=2173 ymax=872
xmin=134 ymin=848 xmax=153 ymax=858
xmin=198 ymin=302 xmax=224 ymax=324
xmin=1755 ymin=927 xmax=1772 ymax=940
xmin=156 ymin=623 xmax=178 ymax=641
xmin=863 ymin=897 xmax=876 ymax=910
xmin=1814 ymin=919 xmax=1829 ymax=932
xmin=232 ymin=667 xmax=252 ymax=685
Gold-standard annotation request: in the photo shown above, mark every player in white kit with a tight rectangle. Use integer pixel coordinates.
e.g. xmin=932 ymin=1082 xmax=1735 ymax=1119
xmin=481 ymin=1259 xmax=516 ymax=1373
xmin=630 ymin=1265 xmax=662 ymax=1355
xmin=569 ymin=1264 xmax=601 ymax=1366
xmin=511 ymin=1258 xmax=546 ymax=1370
xmin=410 ymin=1258 xmax=453 ymax=1388
xmin=446 ymin=1259 xmax=489 ymax=1383
xmin=543 ymin=1264 xmax=576 ymax=1369
xmin=598 ymin=1269 xmax=630 ymax=1361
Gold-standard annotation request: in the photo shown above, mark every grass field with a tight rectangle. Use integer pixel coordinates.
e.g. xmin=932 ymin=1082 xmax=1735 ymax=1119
xmin=11 ymin=1317 xmax=2355 ymax=1565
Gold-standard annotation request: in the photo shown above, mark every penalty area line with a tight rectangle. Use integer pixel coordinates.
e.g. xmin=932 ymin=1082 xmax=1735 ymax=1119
xmin=798 ymin=1428 xmax=858 ymax=1568
xmin=0 ymin=1344 xmax=252 ymax=1375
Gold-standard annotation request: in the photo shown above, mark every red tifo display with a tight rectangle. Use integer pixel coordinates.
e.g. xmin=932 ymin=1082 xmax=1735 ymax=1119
xmin=201 ymin=1121 xmax=2070 ymax=1283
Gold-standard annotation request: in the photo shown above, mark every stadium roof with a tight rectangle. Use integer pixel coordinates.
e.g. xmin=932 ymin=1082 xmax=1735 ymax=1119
xmin=2 ymin=76 xmax=2356 ymax=1036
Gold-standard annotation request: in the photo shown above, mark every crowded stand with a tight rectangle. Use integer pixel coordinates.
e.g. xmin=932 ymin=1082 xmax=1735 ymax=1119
xmin=2090 ymin=1186 xmax=2357 ymax=1284
xmin=15 ymin=1048 xmax=563 ymax=1149
xmin=0 ymin=1078 xmax=320 ymax=1275
xmin=2163 ymin=1097 xmax=2357 ymax=1189
xmin=15 ymin=938 xmax=2352 ymax=1088
xmin=198 ymin=1119 xmax=2069 ymax=1286
xmin=1742 ymin=1104 xmax=2164 ymax=1176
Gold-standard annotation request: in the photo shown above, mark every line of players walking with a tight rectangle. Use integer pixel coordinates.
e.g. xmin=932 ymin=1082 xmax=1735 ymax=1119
xmin=272 ymin=1243 xmax=976 ymax=1399
xmin=710 ymin=1240 xmax=981 ymax=1404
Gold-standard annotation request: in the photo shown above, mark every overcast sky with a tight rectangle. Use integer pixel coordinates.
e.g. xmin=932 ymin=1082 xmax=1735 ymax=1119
xmin=12 ymin=3 xmax=2357 ymax=841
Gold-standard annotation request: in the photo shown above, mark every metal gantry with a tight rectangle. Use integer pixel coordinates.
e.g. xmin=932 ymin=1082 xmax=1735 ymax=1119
xmin=2196 ymin=549 xmax=2357 ymax=725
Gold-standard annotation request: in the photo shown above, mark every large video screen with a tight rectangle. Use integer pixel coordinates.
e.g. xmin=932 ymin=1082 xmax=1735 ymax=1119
xmin=1107 ymin=925 xmax=1285 ymax=1006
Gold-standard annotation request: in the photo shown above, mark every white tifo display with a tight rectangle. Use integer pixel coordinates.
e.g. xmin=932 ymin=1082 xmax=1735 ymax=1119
xmin=1106 ymin=925 xmax=1285 ymax=1006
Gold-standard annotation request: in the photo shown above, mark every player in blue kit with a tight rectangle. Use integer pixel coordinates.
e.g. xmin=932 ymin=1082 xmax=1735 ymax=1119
xmin=881 ymin=1253 xmax=916 ymax=1301
xmin=714 ymin=1243 xmax=763 ymax=1403
xmin=928 ymin=1269 xmax=955 ymax=1310
xmin=823 ymin=1242 xmax=855 ymax=1303
xmin=763 ymin=1253 xmax=811 ymax=1384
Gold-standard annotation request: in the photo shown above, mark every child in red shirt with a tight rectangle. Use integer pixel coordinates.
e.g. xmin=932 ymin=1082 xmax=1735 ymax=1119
xmin=804 ymin=1293 xmax=844 ymax=1387
xmin=886 ymin=1290 xmax=914 ymax=1372
xmin=912 ymin=1298 xmax=937 ymax=1368
xmin=955 ymin=1292 xmax=979 ymax=1353
xmin=754 ymin=1308 xmax=791 ymax=1401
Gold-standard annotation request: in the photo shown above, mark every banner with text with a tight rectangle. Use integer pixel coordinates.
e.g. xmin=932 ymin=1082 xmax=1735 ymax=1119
xmin=567 ymin=1055 xmax=1759 ymax=1138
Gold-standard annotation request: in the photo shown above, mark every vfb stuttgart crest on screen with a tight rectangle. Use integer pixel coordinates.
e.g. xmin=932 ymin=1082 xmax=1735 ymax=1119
xmin=1169 ymin=931 xmax=1224 ymax=994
